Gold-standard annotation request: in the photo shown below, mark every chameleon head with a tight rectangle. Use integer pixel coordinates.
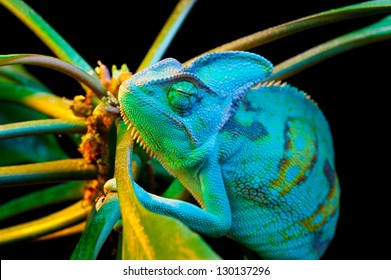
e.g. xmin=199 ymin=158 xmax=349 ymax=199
xmin=118 ymin=51 xmax=273 ymax=172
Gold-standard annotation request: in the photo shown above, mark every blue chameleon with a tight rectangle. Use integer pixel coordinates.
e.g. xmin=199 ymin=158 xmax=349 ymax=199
xmin=115 ymin=51 xmax=340 ymax=259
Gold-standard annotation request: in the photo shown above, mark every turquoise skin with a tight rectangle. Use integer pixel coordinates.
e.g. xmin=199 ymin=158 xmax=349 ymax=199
xmin=117 ymin=51 xmax=340 ymax=259
xmin=218 ymin=83 xmax=340 ymax=259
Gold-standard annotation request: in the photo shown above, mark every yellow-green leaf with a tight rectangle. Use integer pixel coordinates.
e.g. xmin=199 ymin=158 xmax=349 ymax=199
xmin=0 ymin=200 xmax=91 ymax=245
xmin=71 ymin=192 xmax=121 ymax=260
xmin=270 ymin=14 xmax=391 ymax=80
xmin=186 ymin=0 xmax=391 ymax=64
xmin=0 ymin=54 xmax=106 ymax=99
xmin=0 ymin=103 xmax=69 ymax=165
xmin=116 ymin=121 xmax=220 ymax=260
xmin=0 ymin=0 xmax=94 ymax=74
xmin=0 ymin=181 xmax=85 ymax=221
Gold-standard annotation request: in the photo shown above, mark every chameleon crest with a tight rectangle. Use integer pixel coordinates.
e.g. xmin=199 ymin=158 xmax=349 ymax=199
xmin=117 ymin=51 xmax=340 ymax=259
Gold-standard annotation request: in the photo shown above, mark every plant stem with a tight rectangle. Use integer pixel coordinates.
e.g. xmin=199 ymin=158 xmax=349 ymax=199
xmin=0 ymin=159 xmax=98 ymax=187
xmin=0 ymin=54 xmax=107 ymax=99
xmin=270 ymin=15 xmax=391 ymax=81
xmin=0 ymin=0 xmax=94 ymax=74
xmin=0 ymin=181 xmax=85 ymax=221
xmin=137 ymin=0 xmax=197 ymax=71
xmin=185 ymin=0 xmax=391 ymax=64
xmin=0 ymin=200 xmax=91 ymax=245
xmin=0 ymin=119 xmax=86 ymax=140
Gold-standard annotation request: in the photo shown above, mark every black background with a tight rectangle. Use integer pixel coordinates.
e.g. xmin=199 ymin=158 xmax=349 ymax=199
xmin=0 ymin=0 xmax=390 ymax=260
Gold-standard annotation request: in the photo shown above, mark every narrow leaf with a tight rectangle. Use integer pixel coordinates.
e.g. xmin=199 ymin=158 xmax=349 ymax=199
xmin=0 ymin=103 xmax=69 ymax=165
xmin=34 ymin=222 xmax=86 ymax=241
xmin=0 ymin=119 xmax=87 ymax=140
xmin=0 ymin=159 xmax=98 ymax=187
xmin=185 ymin=0 xmax=391 ymax=64
xmin=0 ymin=54 xmax=106 ymax=99
xmin=0 ymin=0 xmax=94 ymax=74
xmin=0 ymin=200 xmax=92 ymax=245
xmin=0 ymin=83 xmax=75 ymax=119
xmin=270 ymin=15 xmax=391 ymax=80
xmin=71 ymin=192 xmax=121 ymax=259
xmin=0 ymin=65 xmax=48 ymax=90
xmin=137 ymin=0 xmax=197 ymax=71
xmin=0 ymin=181 xmax=85 ymax=221
xmin=116 ymin=121 xmax=220 ymax=260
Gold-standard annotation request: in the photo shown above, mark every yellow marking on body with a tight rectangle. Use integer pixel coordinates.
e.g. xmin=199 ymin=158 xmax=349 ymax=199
xmin=299 ymin=172 xmax=339 ymax=232
xmin=271 ymin=118 xmax=317 ymax=196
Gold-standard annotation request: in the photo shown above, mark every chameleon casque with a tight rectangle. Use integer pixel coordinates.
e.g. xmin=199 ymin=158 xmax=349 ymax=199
xmin=113 ymin=51 xmax=340 ymax=259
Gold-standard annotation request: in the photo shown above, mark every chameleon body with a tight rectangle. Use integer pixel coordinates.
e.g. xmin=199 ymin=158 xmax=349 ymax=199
xmin=117 ymin=51 xmax=340 ymax=259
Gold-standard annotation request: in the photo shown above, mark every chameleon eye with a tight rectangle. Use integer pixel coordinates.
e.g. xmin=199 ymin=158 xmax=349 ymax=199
xmin=168 ymin=80 xmax=198 ymax=111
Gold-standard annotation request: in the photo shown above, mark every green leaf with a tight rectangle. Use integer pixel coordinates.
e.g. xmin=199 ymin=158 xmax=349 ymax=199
xmin=116 ymin=121 xmax=220 ymax=260
xmin=0 ymin=119 xmax=87 ymax=140
xmin=71 ymin=192 xmax=121 ymax=260
xmin=185 ymin=0 xmax=391 ymax=64
xmin=0 ymin=54 xmax=106 ymax=99
xmin=0 ymin=83 xmax=75 ymax=119
xmin=34 ymin=222 xmax=86 ymax=241
xmin=0 ymin=159 xmax=98 ymax=186
xmin=270 ymin=15 xmax=391 ymax=80
xmin=0 ymin=65 xmax=48 ymax=90
xmin=137 ymin=0 xmax=197 ymax=71
xmin=0 ymin=200 xmax=92 ymax=245
xmin=0 ymin=103 xmax=69 ymax=165
xmin=0 ymin=0 xmax=94 ymax=74
xmin=0 ymin=181 xmax=85 ymax=221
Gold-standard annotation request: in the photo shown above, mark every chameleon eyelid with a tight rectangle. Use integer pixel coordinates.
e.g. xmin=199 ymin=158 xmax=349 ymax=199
xmin=170 ymin=72 xmax=215 ymax=95
xmin=175 ymin=89 xmax=192 ymax=96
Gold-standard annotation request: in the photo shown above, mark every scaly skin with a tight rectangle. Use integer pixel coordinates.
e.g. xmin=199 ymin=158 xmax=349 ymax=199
xmin=116 ymin=51 xmax=340 ymax=259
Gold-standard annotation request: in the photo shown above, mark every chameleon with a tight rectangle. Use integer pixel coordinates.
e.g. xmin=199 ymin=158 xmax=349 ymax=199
xmin=113 ymin=51 xmax=340 ymax=259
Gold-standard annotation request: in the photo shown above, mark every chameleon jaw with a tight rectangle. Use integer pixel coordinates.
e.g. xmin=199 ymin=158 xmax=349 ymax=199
xmin=120 ymin=106 xmax=154 ymax=157
xmin=119 ymin=106 xmax=177 ymax=178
